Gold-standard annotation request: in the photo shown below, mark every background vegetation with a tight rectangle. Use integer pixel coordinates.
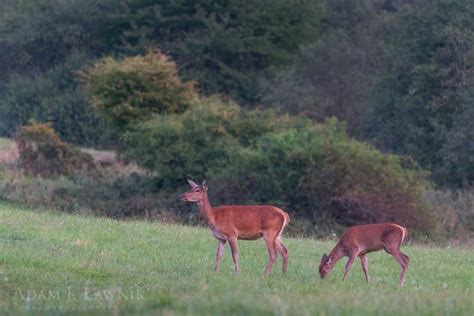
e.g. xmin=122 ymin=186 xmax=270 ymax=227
xmin=0 ymin=0 xmax=472 ymax=240
xmin=0 ymin=2 xmax=473 ymax=314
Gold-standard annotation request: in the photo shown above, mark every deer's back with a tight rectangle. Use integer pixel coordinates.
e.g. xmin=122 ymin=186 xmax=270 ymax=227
xmin=214 ymin=205 xmax=288 ymax=239
xmin=341 ymin=223 xmax=406 ymax=253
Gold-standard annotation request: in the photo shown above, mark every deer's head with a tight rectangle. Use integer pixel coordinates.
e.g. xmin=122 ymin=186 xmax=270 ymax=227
xmin=319 ymin=253 xmax=335 ymax=279
xmin=180 ymin=179 xmax=208 ymax=203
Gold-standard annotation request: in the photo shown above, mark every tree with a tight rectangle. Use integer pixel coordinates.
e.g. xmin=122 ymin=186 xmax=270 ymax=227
xmin=439 ymin=87 xmax=474 ymax=187
xmin=261 ymin=0 xmax=401 ymax=137
xmin=112 ymin=0 xmax=322 ymax=104
xmin=0 ymin=52 xmax=106 ymax=145
xmin=80 ymin=51 xmax=196 ymax=132
xmin=0 ymin=0 xmax=118 ymax=145
xmin=0 ymin=0 xmax=320 ymax=144
xmin=0 ymin=0 xmax=116 ymax=80
xmin=366 ymin=0 xmax=474 ymax=187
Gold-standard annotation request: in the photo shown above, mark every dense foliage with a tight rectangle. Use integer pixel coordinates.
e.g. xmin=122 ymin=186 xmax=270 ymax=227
xmin=0 ymin=0 xmax=320 ymax=144
xmin=0 ymin=53 xmax=106 ymax=145
xmin=112 ymin=0 xmax=322 ymax=104
xmin=81 ymin=51 xmax=197 ymax=131
xmin=366 ymin=0 xmax=474 ymax=188
xmin=81 ymin=51 xmax=432 ymax=234
xmin=0 ymin=0 xmax=115 ymax=145
xmin=0 ymin=0 xmax=472 ymax=189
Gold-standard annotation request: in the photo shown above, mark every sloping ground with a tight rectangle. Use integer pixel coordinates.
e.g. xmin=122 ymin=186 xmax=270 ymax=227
xmin=0 ymin=203 xmax=473 ymax=315
xmin=0 ymin=138 xmax=17 ymax=164
xmin=0 ymin=137 xmax=116 ymax=165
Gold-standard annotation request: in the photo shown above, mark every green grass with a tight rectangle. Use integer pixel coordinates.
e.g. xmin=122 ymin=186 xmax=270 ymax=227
xmin=0 ymin=203 xmax=473 ymax=315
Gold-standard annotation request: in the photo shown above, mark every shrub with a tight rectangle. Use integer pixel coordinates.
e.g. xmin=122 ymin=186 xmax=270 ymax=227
xmin=0 ymin=163 xmax=181 ymax=222
xmin=426 ymin=189 xmax=474 ymax=237
xmin=81 ymin=52 xmax=436 ymax=237
xmin=80 ymin=51 xmax=197 ymax=131
xmin=215 ymin=119 xmax=433 ymax=236
xmin=122 ymin=97 xmax=292 ymax=189
xmin=122 ymin=97 xmax=434 ymax=236
xmin=15 ymin=123 xmax=94 ymax=178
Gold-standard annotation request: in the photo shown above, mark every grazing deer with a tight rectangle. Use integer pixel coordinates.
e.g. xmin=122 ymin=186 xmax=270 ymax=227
xmin=319 ymin=223 xmax=409 ymax=286
xmin=180 ymin=179 xmax=290 ymax=275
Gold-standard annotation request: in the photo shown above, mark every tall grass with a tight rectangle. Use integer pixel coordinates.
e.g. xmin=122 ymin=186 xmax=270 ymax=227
xmin=0 ymin=203 xmax=473 ymax=315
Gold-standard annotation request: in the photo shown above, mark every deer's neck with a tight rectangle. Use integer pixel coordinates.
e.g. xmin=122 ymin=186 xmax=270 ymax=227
xmin=329 ymin=240 xmax=346 ymax=261
xmin=197 ymin=194 xmax=215 ymax=226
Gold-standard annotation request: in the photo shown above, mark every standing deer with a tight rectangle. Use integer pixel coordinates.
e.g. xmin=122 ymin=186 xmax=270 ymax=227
xmin=180 ymin=179 xmax=290 ymax=275
xmin=319 ymin=223 xmax=409 ymax=286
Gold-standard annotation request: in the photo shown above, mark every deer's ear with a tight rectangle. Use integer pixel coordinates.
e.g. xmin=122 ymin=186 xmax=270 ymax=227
xmin=202 ymin=180 xmax=208 ymax=191
xmin=187 ymin=179 xmax=198 ymax=188
xmin=321 ymin=253 xmax=328 ymax=263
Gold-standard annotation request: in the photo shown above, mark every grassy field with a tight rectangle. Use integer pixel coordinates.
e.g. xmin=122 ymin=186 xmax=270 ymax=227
xmin=0 ymin=203 xmax=473 ymax=315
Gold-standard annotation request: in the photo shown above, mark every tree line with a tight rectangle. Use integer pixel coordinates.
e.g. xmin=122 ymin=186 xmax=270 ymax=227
xmin=0 ymin=0 xmax=472 ymax=189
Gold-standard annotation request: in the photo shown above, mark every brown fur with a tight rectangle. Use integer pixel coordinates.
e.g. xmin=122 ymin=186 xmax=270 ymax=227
xmin=319 ymin=223 xmax=410 ymax=286
xmin=180 ymin=180 xmax=290 ymax=274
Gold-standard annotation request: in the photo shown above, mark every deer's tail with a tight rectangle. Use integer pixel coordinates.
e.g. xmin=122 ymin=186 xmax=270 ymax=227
xmin=393 ymin=224 xmax=409 ymax=248
xmin=277 ymin=212 xmax=290 ymax=239
xmin=402 ymin=227 xmax=409 ymax=245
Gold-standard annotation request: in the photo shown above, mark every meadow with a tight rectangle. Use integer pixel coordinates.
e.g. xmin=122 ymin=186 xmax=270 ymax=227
xmin=0 ymin=202 xmax=473 ymax=315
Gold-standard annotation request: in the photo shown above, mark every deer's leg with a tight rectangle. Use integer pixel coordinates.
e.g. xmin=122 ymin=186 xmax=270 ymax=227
xmin=400 ymin=252 xmax=410 ymax=266
xmin=359 ymin=253 xmax=370 ymax=283
xmin=263 ymin=231 xmax=278 ymax=275
xmin=400 ymin=251 xmax=410 ymax=285
xmin=343 ymin=252 xmax=359 ymax=281
xmin=228 ymin=236 xmax=240 ymax=273
xmin=275 ymin=237 xmax=289 ymax=274
xmin=214 ymin=239 xmax=227 ymax=272
xmin=384 ymin=246 xmax=409 ymax=287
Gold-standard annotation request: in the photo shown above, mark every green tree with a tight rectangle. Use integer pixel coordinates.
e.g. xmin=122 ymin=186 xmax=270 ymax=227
xmin=0 ymin=0 xmax=320 ymax=143
xmin=439 ymin=87 xmax=474 ymax=187
xmin=0 ymin=0 xmax=117 ymax=80
xmin=261 ymin=0 xmax=400 ymax=137
xmin=366 ymin=0 xmax=474 ymax=187
xmin=0 ymin=52 xmax=106 ymax=145
xmin=80 ymin=51 xmax=196 ymax=133
xmin=0 ymin=0 xmax=118 ymax=145
xmin=113 ymin=0 xmax=322 ymax=104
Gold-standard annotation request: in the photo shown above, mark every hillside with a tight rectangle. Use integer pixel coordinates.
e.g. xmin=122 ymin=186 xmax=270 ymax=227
xmin=0 ymin=203 xmax=473 ymax=315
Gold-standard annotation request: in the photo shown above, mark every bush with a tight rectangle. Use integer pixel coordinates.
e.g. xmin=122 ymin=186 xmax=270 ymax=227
xmin=122 ymin=97 xmax=433 ymax=236
xmin=426 ymin=189 xmax=474 ymax=237
xmin=214 ymin=119 xmax=433 ymax=236
xmin=122 ymin=97 xmax=291 ymax=189
xmin=81 ymin=51 xmax=436 ymax=238
xmin=0 ymin=163 xmax=182 ymax=222
xmin=80 ymin=51 xmax=197 ymax=131
xmin=15 ymin=123 xmax=95 ymax=178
